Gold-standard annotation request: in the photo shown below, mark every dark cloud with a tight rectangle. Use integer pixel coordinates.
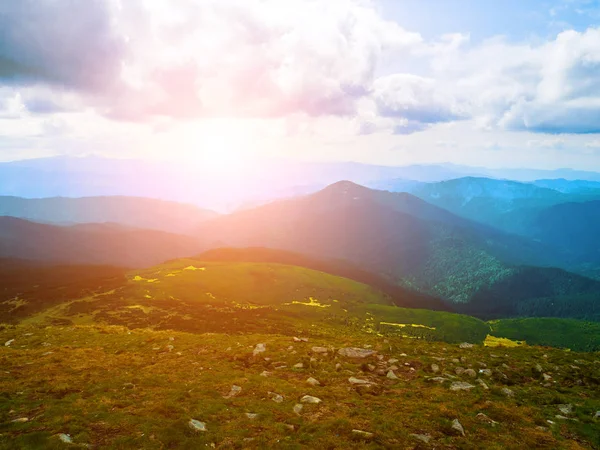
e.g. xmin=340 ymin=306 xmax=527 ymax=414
xmin=0 ymin=0 xmax=125 ymax=91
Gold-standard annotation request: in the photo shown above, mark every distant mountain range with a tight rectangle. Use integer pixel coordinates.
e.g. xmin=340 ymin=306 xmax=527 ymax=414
xmin=3 ymin=156 xmax=600 ymax=211
xmin=0 ymin=216 xmax=203 ymax=267
xmin=1 ymin=174 xmax=599 ymax=321
xmin=0 ymin=196 xmax=217 ymax=234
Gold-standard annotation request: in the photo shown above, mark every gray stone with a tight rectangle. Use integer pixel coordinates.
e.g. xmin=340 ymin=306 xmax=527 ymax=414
xmin=245 ymin=413 xmax=259 ymax=419
xmin=58 ymin=434 xmax=73 ymax=444
xmin=431 ymin=363 xmax=440 ymax=373
xmin=300 ymin=395 xmax=321 ymax=404
xmin=293 ymin=363 xmax=304 ymax=369
xmin=386 ymin=370 xmax=398 ymax=379
xmin=348 ymin=376 xmax=371 ymax=385
xmin=189 ymin=419 xmax=207 ymax=432
xmin=476 ymin=379 xmax=489 ymax=390
xmin=293 ymin=404 xmax=303 ymax=415
xmin=253 ymin=343 xmax=266 ymax=356
xmin=268 ymin=392 xmax=284 ymax=403
xmin=306 ymin=377 xmax=320 ymax=386
xmin=224 ymin=385 xmax=242 ymax=398
xmin=338 ymin=347 xmax=376 ymax=358
xmin=451 ymin=419 xmax=465 ymax=436
xmin=4 ymin=339 xmax=14 ymax=347
xmin=450 ymin=381 xmax=475 ymax=391
xmin=410 ymin=434 xmax=432 ymax=444
xmin=476 ymin=413 xmax=498 ymax=426
xmin=311 ymin=346 xmax=329 ymax=354
xmin=464 ymin=369 xmax=477 ymax=378
xmin=351 ymin=429 xmax=374 ymax=439
xmin=427 ymin=377 xmax=449 ymax=383
xmin=459 ymin=343 xmax=474 ymax=349
xmin=558 ymin=404 xmax=573 ymax=415
xmin=501 ymin=387 xmax=514 ymax=397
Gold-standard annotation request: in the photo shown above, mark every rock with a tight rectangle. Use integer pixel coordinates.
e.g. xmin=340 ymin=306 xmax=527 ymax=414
xmin=260 ymin=371 xmax=271 ymax=377
xmin=300 ymin=395 xmax=322 ymax=404
xmin=386 ymin=370 xmax=398 ymax=379
xmin=293 ymin=363 xmax=304 ymax=369
xmin=268 ymin=392 xmax=284 ymax=403
xmin=534 ymin=363 xmax=543 ymax=373
xmin=476 ymin=379 xmax=489 ymax=390
xmin=427 ymin=377 xmax=449 ymax=383
xmin=335 ymin=363 xmax=342 ymax=371
xmin=389 ymin=365 xmax=399 ymax=371
xmin=558 ymin=404 xmax=573 ymax=415
xmin=410 ymin=434 xmax=432 ymax=444
xmin=366 ymin=364 xmax=376 ymax=372
xmin=293 ymin=404 xmax=303 ymax=415
xmin=338 ymin=347 xmax=376 ymax=358
xmin=501 ymin=387 xmax=514 ymax=397
xmin=399 ymin=353 xmax=408 ymax=357
xmin=293 ymin=337 xmax=308 ymax=342
xmin=348 ymin=376 xmax=372 ymax=385
xmin=253 ymin=343 xmax=266 ymax=356
xmin=555 ymin=415 xmax=571 ymax=420
xmin=285 ymin=424 xmax=295 ymax=431
xmin=455 ymin=367 xmax=465 ymax=375
xmin=464 ymin=369 xmax=477 ymax=378
xmin=306 ymin=377 xmax=320 ymax=386
xmin=11 ymin=417 xmax=29 ymax=423
xmin=594 ymin=411 xmax=600 ymax=419
xmin=224 ymin=385 xmax=242 ymax=398
xmin=459 ymin=343 xmax=474 ymax=349
xmin=476 ymin=413 xmax=498 ymax=426
xmin=189 ymin=419 xmax=207 ymax=432
xmin=388 ymin=358 xmax=399 ymax=364
xmin=5 ymin=339 xmax=15 ymax=347
xmin=245 ymin=413 xmax=259 ymax=419
xmin=311 ymin=346 xmax=329 ymax=354
xmin=479 ymin=369 xmax=492 ymax=377
xmin=450 ymin=381 xmax=475 ymax=391
xmin=451 ymin=419 xmax=465 ymax=436
xmin=431 ymin=363 xmax=440 ymax=373
xmin=58 ymin=434 xmax=73 ymax=444
xmin=452 ymin=358 xmax=460 ymax=363
xmin=166 ymin=344 xmax=174 ymax=352
xmin=351 ymin=430 xmax=374 ymax=439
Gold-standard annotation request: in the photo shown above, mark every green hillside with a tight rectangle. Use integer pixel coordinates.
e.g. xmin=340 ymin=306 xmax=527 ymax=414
xmin=491 ymin=318 xmax=600 ymax=353
xmin=1 ymin=324 xmax=599 ymax=449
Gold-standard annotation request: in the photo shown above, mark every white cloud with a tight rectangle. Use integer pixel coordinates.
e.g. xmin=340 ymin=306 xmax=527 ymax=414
xmin=527 ymin=138 xmax=566 ymax=149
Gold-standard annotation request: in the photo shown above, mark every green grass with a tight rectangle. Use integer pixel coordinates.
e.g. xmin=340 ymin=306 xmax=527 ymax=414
xmin=490 ymin=318 xmax=600 ymax=352
xmin=0 ymin=324 xmax=598 ymax=449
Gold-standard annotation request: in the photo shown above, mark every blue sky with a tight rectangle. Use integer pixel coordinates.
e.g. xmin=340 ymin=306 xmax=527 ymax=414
xmin=1 ymin=0 xmax=600 ymax=170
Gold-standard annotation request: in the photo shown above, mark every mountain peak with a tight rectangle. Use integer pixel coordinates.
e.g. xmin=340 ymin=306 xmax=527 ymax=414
xmin=320 ymin=180 xmax=371 ymax=196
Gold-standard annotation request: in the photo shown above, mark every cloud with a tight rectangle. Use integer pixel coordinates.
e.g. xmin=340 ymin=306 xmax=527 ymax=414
xmin=431 ymin=28 xmax=600 ymax=134
xmin=526 ymin=138 xmax=566 ymax=149
xmin=0 ymin=0 xmax=125 ymax=91
xmin=372 ymin=74 xmax=469 ymax=134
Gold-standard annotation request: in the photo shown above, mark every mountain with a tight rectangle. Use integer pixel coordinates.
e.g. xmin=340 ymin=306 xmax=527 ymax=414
xmin=196 ymin=181 xmax=596 ymax=315
xmin=0 ymin=217 xmax=203 ymax=267
xmin=0 ymin=196 xmax=218 ymax=234
xmin=532 ymin=200 xmax=600 ymax=271
xmin=533 ymin=178 xmax=600 ymax=194
xmin=6 ymin=156 xmax=600 ymax=212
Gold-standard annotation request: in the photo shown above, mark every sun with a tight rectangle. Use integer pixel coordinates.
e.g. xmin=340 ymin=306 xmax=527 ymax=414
xmin=180 ymin=119 xmax=252 ymax=175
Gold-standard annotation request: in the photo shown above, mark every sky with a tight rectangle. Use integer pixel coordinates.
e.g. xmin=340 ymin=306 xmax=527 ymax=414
xmin=1 ymin=0 xmax=600 ymax=170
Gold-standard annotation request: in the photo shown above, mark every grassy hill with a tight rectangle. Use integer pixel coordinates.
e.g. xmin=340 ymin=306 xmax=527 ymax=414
xmin=1 ymin=324 xmax=599 ymax=449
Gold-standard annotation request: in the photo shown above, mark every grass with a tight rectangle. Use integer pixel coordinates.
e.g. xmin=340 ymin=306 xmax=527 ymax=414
xmin=490 ymin=318 xmax=600 ymax=352
xmin=0 ymin=324 xmax=598 ymax=449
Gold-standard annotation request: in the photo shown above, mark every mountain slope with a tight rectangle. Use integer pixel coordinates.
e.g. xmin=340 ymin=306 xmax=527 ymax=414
xmin=0 ymin=196 xmax=217 ymax=234
xmin=0 ymin=217 xmax=203 ymax=267
xmin=196 ymin=182 xmax=582 ymax=309
xmin=193 ymin=247 xmax=452 ymax=312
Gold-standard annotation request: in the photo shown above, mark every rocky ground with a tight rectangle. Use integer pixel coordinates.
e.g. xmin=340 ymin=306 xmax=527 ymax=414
xmin=1 ymin=324 xmax=599 ymax=449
